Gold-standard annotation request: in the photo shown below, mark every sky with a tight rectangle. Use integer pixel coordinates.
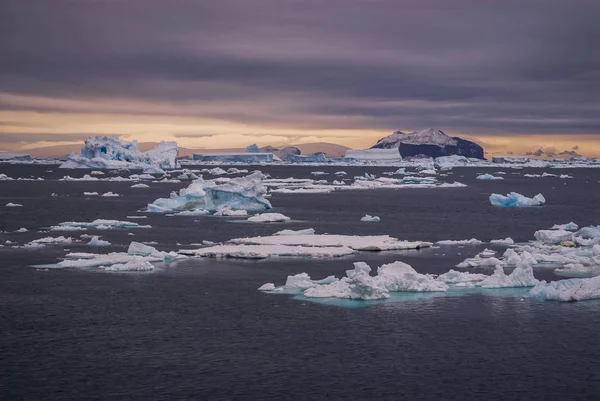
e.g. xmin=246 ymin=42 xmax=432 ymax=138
xmin=1 ymin=0 xmax=600 ymax=156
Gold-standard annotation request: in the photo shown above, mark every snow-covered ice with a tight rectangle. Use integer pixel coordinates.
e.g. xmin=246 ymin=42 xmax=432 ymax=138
xmin=436 ymin=238 xmax=483 ymax=245
xmin=530 ymin=276 xmax=600 ymax=302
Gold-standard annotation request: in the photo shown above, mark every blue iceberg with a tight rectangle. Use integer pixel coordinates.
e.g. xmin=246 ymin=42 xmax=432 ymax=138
xmin=489 ymin=192 xmax=545 ymax=207
xmin=147 ymin=172 xmax=272 ymax=213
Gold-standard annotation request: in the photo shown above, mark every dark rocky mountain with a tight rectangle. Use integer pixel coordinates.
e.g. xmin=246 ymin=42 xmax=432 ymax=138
xmin=370 ymin=128 xmax=485 ymax=159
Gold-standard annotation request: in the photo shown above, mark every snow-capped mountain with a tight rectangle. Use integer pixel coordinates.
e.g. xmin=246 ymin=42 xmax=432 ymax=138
xmin=371 ymin=128 xmax=484 ymax=159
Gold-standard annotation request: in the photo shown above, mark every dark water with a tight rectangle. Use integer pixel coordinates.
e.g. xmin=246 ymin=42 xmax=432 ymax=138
xmin=1 ymin=164 xmax=600 ymax=400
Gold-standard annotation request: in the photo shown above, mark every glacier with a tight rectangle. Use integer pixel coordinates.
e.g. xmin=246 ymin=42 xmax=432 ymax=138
xmin=60 ymin=136 xmax=179 ymax=173
xmin=489 ymin=192 xmax=546 ymax=207
xmin=147 ymin=172 xmax=272 ymax=213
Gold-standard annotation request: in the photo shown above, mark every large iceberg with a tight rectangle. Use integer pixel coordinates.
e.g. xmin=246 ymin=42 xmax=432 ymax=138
xmin=344 ymin=149 xmax=401 ymax=163
xmin=530 ymin=276 xmax=600 ymax=302
xmin=60 ymin=136 xmax=179 ymax=172
xmin=261 ymin=261 xmax=448 ymax=301
xmin=147 ymin=172 xmax=272 ymax=213
xmin=489 ymin=192 xmax=545 ymax=207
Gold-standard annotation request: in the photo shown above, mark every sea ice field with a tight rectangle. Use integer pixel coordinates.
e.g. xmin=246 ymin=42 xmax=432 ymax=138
xmin=2 ymin=163 xmax=600 ymax=400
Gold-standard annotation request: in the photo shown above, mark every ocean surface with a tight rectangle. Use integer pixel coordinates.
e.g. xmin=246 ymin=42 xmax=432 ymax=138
xmin=1 ymin=164 xmax=600 ymax=400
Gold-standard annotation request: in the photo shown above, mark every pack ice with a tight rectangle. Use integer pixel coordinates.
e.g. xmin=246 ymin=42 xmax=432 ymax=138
xmin=60 ymin=136 xmax=179 ymax=173
xmin=147 ymin=172 xmax=272 ymax=213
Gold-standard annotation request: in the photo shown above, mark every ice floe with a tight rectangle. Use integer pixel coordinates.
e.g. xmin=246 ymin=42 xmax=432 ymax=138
xmin=50 ymin=219 xmax=151 ymax=231
xmin=489 ymin=192 xmax=545 ymax=207
xmin=490 ymin=237 xmax=515 ymax=245
xmin=247 ymin=213 xmax=291 ymax=223
xmin=476 ymin=173 xmax=504 ymax=180
xmin=101 ymin=192 xmax=120 ymax=197
xmin=360 ymin=214 xmax=380 ymax=222
xmin=436 ymin=238 xmax=483 ymax=245
xmin=5 ymin=203 xmax=22 ymax=207
xmin=88 ymin=236 xmax=111 ymax=247
xmin=131 ymin=183 xmax=150 ymax=188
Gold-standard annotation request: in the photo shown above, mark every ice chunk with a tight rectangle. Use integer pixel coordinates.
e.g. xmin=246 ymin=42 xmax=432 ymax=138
xmin=60 ymin=136 xmax=178 ymax=172
xmin=50 ymin=219 xmax=151 ymax=231
xmin=88 ymin=236 xmax=111 ymax=247
xmin=258 ymin=283 xmax=276 ymax=291
xmin=214 ymin=209 xmax=248 ymax=217
xmin=437 ymin=269 xmax=488 ymax=284
xmin=345 ymin=148 xmax=401 ymax=163
xmin=0 ymin=174 xmax=14 ymax=180
xmin=131 ymin=183 xmax=150 ymax=188
xmin=5 ymin=203 xmax=23 ymax=207
xmin=489 ymin=192 xmax=545 ymax=207
xmin=147 ymin=172 xmax=272 ymax=213
xmin=478 ymin=262 xmax=539 ymax=288
xmin=247 ymin=213 xmax=291 ymax=223
xmin=434 ymin=155 xmax=469 ymax=170
xmin=16 ymin=228 xmax=28 ymax=232
xmin=360 ymin=214 xmax=380 ymax=222
xmin=551 ymin=222 xmax=578 ymax=231
xmin=436 ymin=238 xmax=483 ymax=245
xmin=534 ymin=229 xmax=574 ymax=245
xmin=476 ymin=173 xmax=504 ymax=180
xmin=101 ymin=192 xmax=120 ymax=197
xmin=102 ymin=259 xmax=155 ymax=271
xmin=530 ymin=276 xmax=600 ymax=302
xmin=273 ymin=228 xmax=316 ymax=236
xmin=170 ymin=209 xmax=209 ymax=216
xmin=84 ymin=192 xmax=99 ymax=196
xmin=490 ymin=237 xmax=515 ymax=245
xmin=575 ymin=226 xmax=600 ymax=239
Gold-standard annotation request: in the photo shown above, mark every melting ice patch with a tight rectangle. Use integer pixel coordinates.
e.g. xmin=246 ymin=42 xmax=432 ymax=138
xmin=147 ymin=172 xmax=272 ymax=213
xmin=489 ymin=192 xmax=545 ymax=207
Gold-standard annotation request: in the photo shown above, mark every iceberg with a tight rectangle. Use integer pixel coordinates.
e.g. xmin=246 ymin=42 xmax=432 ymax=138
xmin=530 ymin=276 xmax=600 ymax=302
xmin=476 ymin=173 xmax=504 ymax=180
xmin=434 ymin=155 xmax=469 ymax=170
xmin=552 ymin=222 xmax=578 ymax=231
xmin=147 ymin=172 xmax=272 ymax=213
xmin=436 ymin=238 xmax=483 ymax=245
xmin=477 ymin=262 xmax=539 ymax=288
xmin=273 ymin=228 xmax=316 ymax=236
xmin=50 ymin=219 xmax=151 ymax=231
xmin=101 ymin=192 xmax=120 ymax=197
xmin=59 ymin=241 xmax=182 ymax=269
xmin=103 ymin=259 xmax=155 ymax=271
xmin=490 ymin=237 xmax=515 ymax=245
xmin=344 ymin=148 xmax=401 ymax=163
xmin=60 ymin=136 xmax=179 ymax=172
xmin=88 ymin=236 xmax=111 ymax=247
xmin=214 ymin=209 xmax=248 ymax=217
xmin=534 ymin=229 xmax=574 ymax=245
xmin=247 ymin=213 xmax=291 ymax=223
xmin=489 ymin=192 xmax=545 ymax=207
xmin=5 ymin=203 xmax=23 ymax=207
xmin=131 ymin=183 xmax=150 ymax=188
xmin=436 ymin=269 xmax=488 ymax=284
xmin=360 ymin=214 xmax=380 ymax=222
xmin=193 ymin=153 xmax=277 ymax=163
xmin=84 ymin=192 xmax=99 ymax=196
xmin=263 ymin=261 xmax=448 ymax=301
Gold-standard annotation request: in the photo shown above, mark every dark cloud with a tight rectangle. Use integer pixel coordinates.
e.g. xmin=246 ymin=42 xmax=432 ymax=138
xmin=1 ymin=0 xmax=599 ymax=135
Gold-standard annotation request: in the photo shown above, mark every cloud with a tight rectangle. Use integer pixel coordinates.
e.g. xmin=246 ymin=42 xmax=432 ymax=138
xmin=0 ymin=132 xmax=119 ymax=143
xmin=0 ymin=0 xmax=599 ymax=140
